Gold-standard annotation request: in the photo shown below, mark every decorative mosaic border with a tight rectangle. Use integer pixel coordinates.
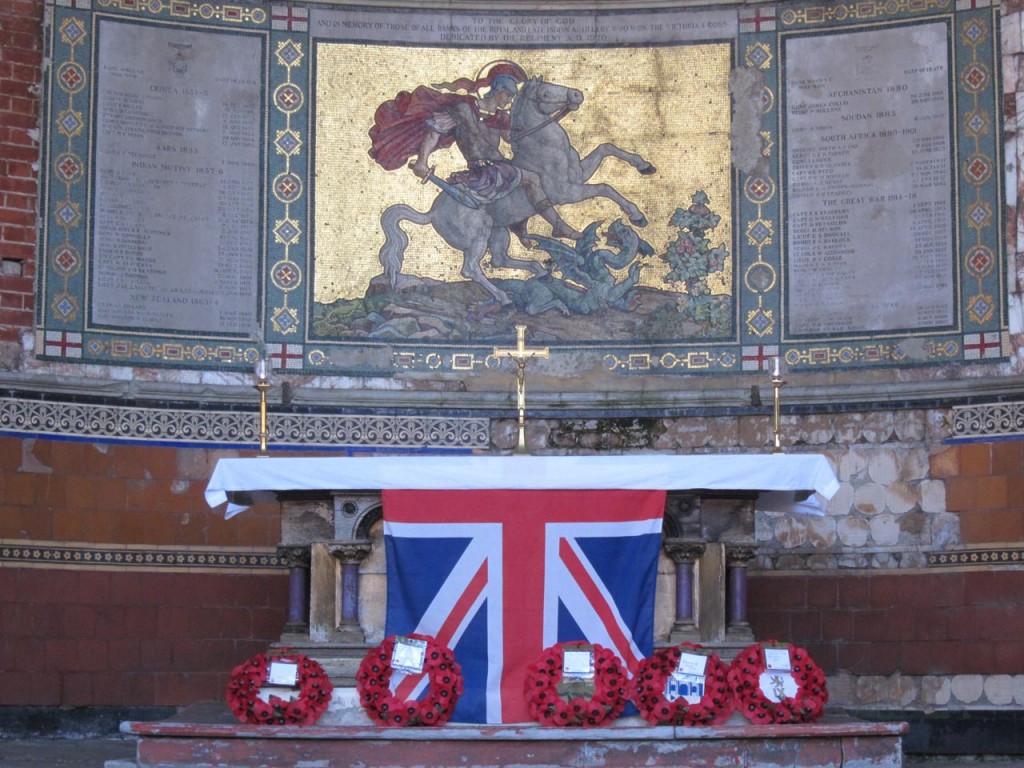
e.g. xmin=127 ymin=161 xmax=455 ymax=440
xmin=758 ymin=544 xmax=1024 ymax=571
xmin=0 ymin=540 xmax=285 ymax=572
xmin=0 ymin=396 xmax=490 ymax=448
xmin=951 ymin=401 xmax=1024 ymax=440
xmin=928 ymin=547 xmax=1024 ymax=567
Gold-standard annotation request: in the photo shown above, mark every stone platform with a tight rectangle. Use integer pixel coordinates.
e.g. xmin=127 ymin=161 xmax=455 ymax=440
xmin=120 ymin=707 xmax=908 ymax=768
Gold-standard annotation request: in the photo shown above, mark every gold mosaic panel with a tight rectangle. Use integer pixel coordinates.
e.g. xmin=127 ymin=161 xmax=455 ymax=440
xmin=313 ymin=44 xmax=734 ymax=302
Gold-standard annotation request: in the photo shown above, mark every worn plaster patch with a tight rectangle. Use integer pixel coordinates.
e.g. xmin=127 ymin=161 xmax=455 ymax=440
xmin=19 ymin=438 xmax=52 ymax=474
xmin=729 ymin=67 xmax=765 ymax=175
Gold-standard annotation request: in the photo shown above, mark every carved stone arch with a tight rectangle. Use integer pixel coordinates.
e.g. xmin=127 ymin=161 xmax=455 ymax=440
xmin=332 ymin=493 xmax=383 ymax=541
xmin=355 ymin=503 xmax=383 ymax=540
xmin=662 ymin=513 xmax=681 ymax=540
xmin=662 ymin=492 xmax=700 ymax=540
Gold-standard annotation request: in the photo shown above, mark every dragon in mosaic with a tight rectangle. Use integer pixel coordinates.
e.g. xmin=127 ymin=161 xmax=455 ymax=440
xmin=374 ymin=73 xmax=657 ymax=307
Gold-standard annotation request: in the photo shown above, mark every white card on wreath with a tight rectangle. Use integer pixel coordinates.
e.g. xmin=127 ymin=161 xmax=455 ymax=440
xmin=764 ymin=647 xmax=792 ymax=671
xmin=392 ymin=636 xmax=428 ymax=674
xmin=664 ymin=672 xmax=706 ymax=704
xmin=562 ymin=649 xmax=594 ymax=679
xmin=675 ymin=652 xmax=708 ymax=676
xmin=257 ymin=685 xmax=299 ymax=703
xmin=267 ymin=661 xmax=299 ymax=686
xmin=759 ymin=671 xmax=798 ymax=703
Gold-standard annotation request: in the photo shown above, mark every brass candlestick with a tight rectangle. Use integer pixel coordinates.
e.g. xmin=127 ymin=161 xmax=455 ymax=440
xmin=770 ymin=357 xmax=785 ymax=454
xmin=254 ymin=358 xmax=271 ymax=457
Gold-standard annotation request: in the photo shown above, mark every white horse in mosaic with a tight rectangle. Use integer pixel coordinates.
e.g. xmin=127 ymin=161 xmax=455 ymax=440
xmin=377 ymin=76 xmax=657 ymax=305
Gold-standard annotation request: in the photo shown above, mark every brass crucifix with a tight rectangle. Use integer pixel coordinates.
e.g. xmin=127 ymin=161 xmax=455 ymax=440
xmin=493 ymin=325 xmax=549 ymax=454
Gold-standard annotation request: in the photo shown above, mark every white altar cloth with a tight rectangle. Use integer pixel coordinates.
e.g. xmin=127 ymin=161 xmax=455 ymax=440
xmin=205 ymin=454 xmax=840 ymax=518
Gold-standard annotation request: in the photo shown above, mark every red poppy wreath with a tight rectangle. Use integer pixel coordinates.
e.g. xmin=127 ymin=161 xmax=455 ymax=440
xmin=356 ymin=633 xmax=463 ymax=726
xmin=632 ymin=643 xmax=734 ymax=726
xmin=523 ymin=641 xmax=631 ymax=727
xmin=727 ymin=641 xmax=828 ymax=724
xmin=226 ymin=651 xmax=333 ymax=726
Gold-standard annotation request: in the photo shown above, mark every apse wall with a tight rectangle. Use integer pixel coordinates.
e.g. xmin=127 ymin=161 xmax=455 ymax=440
xmin=0 ymin=0 xmax=1023 ymax=752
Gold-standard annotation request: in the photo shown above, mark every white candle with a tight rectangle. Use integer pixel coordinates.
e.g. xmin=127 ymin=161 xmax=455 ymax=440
xmin=255 ymin=358 xmax=269 ymax=381
xmin=773 ymin=356 xmax=780 ymax=377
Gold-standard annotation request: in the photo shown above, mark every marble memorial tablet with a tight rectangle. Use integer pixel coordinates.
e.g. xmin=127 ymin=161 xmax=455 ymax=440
xmin=784 ymin=22 xmax=954 ymax=336
xmin=90 ymin=19 xmax=262 ymax=334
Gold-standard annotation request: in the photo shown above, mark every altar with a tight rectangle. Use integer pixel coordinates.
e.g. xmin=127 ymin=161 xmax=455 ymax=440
xmin=206 ymin=453 xmax=840 ymax=670
xmin=106 ymin=452 xmax=907 ymax=768
xmin=205 ymin=454 xmax=841 ymax=513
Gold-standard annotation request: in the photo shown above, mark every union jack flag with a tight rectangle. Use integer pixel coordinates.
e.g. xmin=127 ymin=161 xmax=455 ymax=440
xmin=383 ymin=489 xmax=665 ymax=723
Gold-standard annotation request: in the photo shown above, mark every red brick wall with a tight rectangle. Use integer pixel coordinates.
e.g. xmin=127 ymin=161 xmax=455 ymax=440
xmin=0 ymin=436 xmax=280 ymax=546
xmin=934 ymin=441 xmax=1024 ymax=543
xmin=0 ymin=0 xmax=42 ymax=344
xmin=0 ymin=568 xmax=287 ymax=706
xmin=749 ymin=569 xmax=1024 ymax=677
xmin=0 ymin=435 xmax=289 ymax=707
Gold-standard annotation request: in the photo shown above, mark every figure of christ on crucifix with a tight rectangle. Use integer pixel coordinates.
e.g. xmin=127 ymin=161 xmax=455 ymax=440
xmin=493 ymin=325 xmax=549 ymax=454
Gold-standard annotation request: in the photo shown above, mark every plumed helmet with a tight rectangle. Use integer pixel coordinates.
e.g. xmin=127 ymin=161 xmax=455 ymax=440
xmin=434 ymin=61 xmax=528 ymax=96
xmin=483 ymin=61 xmax=527 ymax=86
xmin=488 ymin=74 xmax=520 ymax=97
xmin=483 ymin=62 xmax=527 ymax=97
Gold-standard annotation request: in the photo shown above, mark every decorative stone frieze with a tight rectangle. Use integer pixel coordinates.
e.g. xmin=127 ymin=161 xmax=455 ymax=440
xmin=0 ymin=539 xmax=285 ymax=571
xmin=952 ymin=401 xmax=1024 ymax=440
xmin=0 ymin=396 xmax=489 ymax=449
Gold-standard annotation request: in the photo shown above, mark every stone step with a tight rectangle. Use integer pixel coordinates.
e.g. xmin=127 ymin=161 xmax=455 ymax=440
xmin=123 ymin=712 xmax=910 ymax=768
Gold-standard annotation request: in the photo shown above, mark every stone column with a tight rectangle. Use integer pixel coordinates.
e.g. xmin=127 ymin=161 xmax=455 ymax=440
xmin=725 ymin=545 xmax=757 ymax=641
xmin=328 ymin=541 xmax=372 ymax=642
xmin=663 ymin=539 xmax=705 ymax=643
xmin=276 ymin=545 xmax=311 ymax=637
